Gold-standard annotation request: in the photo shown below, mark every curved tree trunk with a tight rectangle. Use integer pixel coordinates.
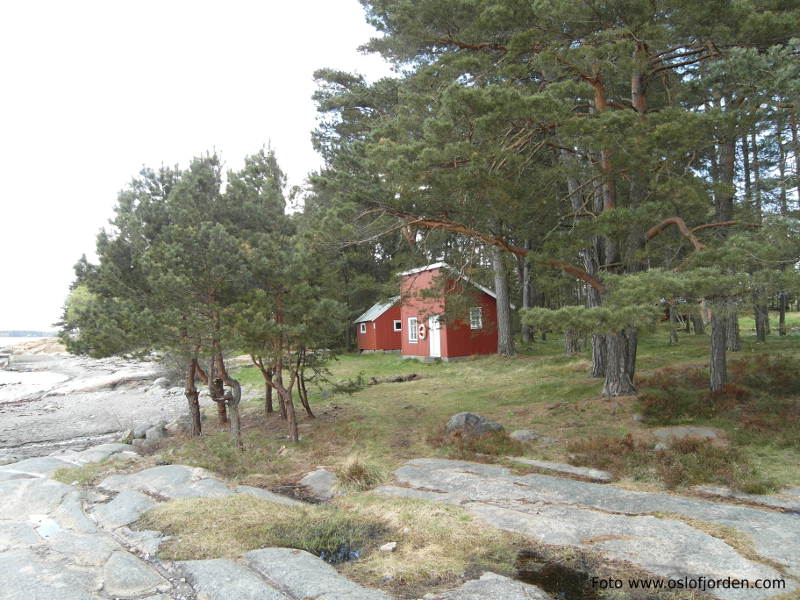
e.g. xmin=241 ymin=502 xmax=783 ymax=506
xmin=184 ymin=359 xmax=202 ymax=437
xmin=492 ymin=245 xmax=515 ymax=357
xmin=208 ymin=356 xmax=228 ymax=425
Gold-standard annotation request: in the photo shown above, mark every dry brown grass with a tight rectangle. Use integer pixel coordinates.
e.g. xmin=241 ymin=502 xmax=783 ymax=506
xmin=138 ymin=491 xmax=530 ymax=598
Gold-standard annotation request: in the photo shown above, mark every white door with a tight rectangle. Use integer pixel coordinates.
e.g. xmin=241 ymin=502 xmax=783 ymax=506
xmin=428 ymin=315 xmax=441 ymax=358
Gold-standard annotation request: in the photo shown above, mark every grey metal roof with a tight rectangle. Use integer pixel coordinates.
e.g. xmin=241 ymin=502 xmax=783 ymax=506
xmin=353 ymin=296 xmax=400 ymax=324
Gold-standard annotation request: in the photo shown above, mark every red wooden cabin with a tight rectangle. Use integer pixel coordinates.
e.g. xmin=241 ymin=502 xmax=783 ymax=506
xmin=398 ymin=263 xmax=498 ymax=361
xmin=354 ymin=296 xmax=402 ymax=352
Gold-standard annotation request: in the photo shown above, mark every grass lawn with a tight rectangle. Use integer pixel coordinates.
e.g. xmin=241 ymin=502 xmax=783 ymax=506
xmin=131 ymin=313 xmax=799 ymax=598
xmin=161 ymin=313 xmax=800 ymax=494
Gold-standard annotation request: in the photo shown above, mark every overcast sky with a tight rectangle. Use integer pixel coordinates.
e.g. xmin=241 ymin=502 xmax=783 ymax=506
xmin=0 ymin=0 xmax=391 ymax=331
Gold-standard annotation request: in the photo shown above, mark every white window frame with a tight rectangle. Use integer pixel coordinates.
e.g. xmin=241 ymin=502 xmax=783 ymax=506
xmin=393 ymin=320 xmax=402 ymax=332
xmin=359 ymin=322 xmax=367 ymax=334
xmin=469 ymin=307 xmax=483 ymax=330
xmin=408 ymin=317 xmax=418 ymax=342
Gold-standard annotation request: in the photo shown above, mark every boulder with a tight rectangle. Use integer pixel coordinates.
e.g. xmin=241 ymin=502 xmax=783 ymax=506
xmin=152 ymin=377 xmax=171 ymax=388
xmin=446 ymin=413 xmax=504 ymax=435
xmin=133 ymin=424 xmax=150 ymax=439
xmin=145 ymin=425 xmax=167 ymax=441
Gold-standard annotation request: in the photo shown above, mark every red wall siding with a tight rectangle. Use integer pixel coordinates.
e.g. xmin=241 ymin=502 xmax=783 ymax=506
xmin=400 ymin=268 xmax=445 ymax=357
xmin=400 ymin=267 xmax=497 ymax=359
xmin=356 ymin=305 xmax=401 ymax=351
xmin=441 ymin=289 xmax=497 ymax=358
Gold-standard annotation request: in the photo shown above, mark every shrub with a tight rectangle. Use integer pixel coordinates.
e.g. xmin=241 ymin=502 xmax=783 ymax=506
xmin=427 ymin=428 xmax=525 ymax=460
xmin=336 ymin=456 xmax=385 ymax=492
xmin=567 ymin=435 xmax=776 ymax=492
xmin=730 ymin=354 xmax=800 ymax=396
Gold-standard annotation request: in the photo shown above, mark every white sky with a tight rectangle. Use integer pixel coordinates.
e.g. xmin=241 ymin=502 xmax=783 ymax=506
xmin=0 ymin=0 xmax=391 ymax=331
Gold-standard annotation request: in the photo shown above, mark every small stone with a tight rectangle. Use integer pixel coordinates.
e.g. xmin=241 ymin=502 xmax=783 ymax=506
xmin=379 ymin=541 xmax=397 ymax=552
xmin=654 ymin=442 xmax=669 ymax=451
xmin=632 ymin=414 xmax=644 ymax=422
xmin=510 ymin=430 xmax=541 ymax=442
xmin=536 ymin=437 xmax=559 ymax=445
xmin=299 ymin=468 xmax=339 ymax=501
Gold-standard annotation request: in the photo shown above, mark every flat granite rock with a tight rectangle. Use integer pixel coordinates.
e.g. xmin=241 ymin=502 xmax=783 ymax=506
xmin=46 ymin=530 xmax=120 ymax=566
xmin=381 ymin=458 xmax=800 ymax=587
xmin=506 ymin=457 xmax=613 ymax=482
xmin=92 ymin=490 xmax=156 ymax=529
xmin=693 ymin=485 xmax=800 ymax=513
xmin=426 ymin=572 xmax=552 ymax=600
xmin=245 ymin=547 xmax=392 ymax=600
xmin=67 ymin=443 xmax=135 ymax=465
xmin=1 ymin=477 xmax=73 ymax=519
xmin=103 ymin=550 xmax=169 ymax=597
xmin=52 ymin=491 xmax=98 ymax=534
xmin=0 ymin=521 xmax=41 ymax=551
xmin=468 ymin=502 xmax=786 ymax=600
xmin=652 ymin=426 xmax=720 ymax=442
xmin=98 ymin=464 xmax=225 ymax=499
xmin=0 ymin=456 xmax=77 ymax=478
xmin=179 ymin=558 xmax=291 ymax=600
xmin=0 ymin=549 xmax=101 ymax=600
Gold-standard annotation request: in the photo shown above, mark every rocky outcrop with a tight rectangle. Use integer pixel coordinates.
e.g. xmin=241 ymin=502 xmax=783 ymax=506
xmin=378 ymin=458 xmax=799 ymax=599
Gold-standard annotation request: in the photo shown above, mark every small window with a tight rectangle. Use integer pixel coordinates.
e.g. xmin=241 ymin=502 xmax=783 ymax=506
xmin=408 ymin=317 xmax=418 ymax=342
xmin=393 ymin=320 xmax=402 ymax=332
xmin=469 ymin=307 xmax=483 ymax=330
xmin=359 ymin=323 xmax=367 ymax=334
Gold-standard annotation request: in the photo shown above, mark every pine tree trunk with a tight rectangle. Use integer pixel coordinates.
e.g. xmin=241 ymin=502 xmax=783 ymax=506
xmin=602 ymin=332 xmax=636 ymax=396
xmin=275 ymin=364 xmax=287 ymax=419
xmin=778 ymin=121 xmax=789 ymax=216
xmin=297 ymin=370 xmax=315 ymax=418
xmin=710 ymin=310 xmax=727 ymax=393
xmin=668 ymin=305 xmax=679 ymax=345
xmin=725 ymin=313 xmax=741 ymax=351
xmin=751 ymin=131 xmax=762 ymax=220
xmin=276 ymin=386 xmax=298 ymax=442
xmin=208 ymin=357 xmax=228 ymax=425
xmin=265 ymin=369 xmax=273 ymax=414
xmin=754 ymin=302 xmax=768 ymax=343
xmin=591 ymin=334 xmax=606 ymax=378
xmin=184 ymin=359 xmax=202 ymax=437
xmin=492 ymin=245 xmax=515 ymax=356
xmin=518 ymin=244 xmax=533 ymax=343
xmin=790 ymin=111 xmax=800 ymax=199
xmin=779 ymin=292 xmax=787 ymax=336
xmin=691 ymin=315 xmax=706 ymax=335
xmin=226 ymin=380 xmax=242 ymax=450
xmin=742 ymin=136 xmax=752 ymax=205
xmin=564 ymin=329 xmax=580 ymax=355
xmin=624 ymin=328 xmax=637 ymax=382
